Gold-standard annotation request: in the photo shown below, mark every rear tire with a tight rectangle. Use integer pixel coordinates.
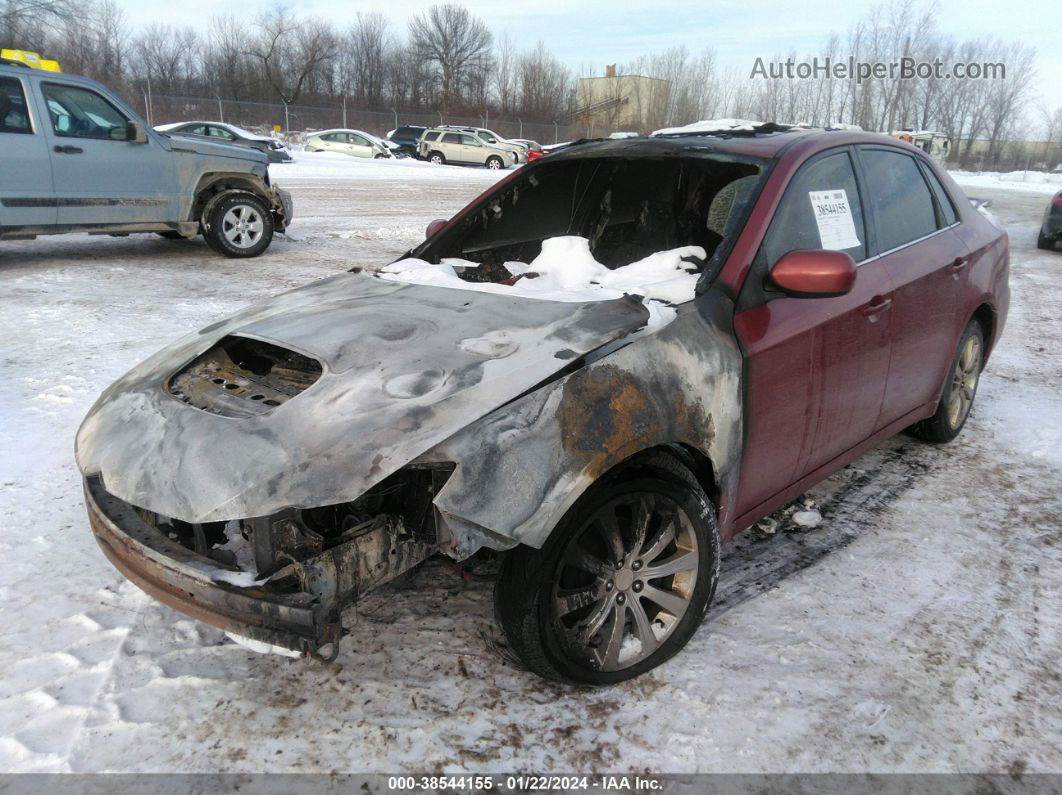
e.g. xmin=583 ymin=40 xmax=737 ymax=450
xmin=910 ymin=320 xmax=984 ymax=443
xmin=1037 ymin=230 xmax=1055 ymax=250
xmin=496 ymin=455 xmax=719 ymax=685
xmin=202 ymin=192 xmax=274 ymax=259
xmin=374 ymin=152 xmax=388 ymax=159
xmin=428 ymin=151 xmax=445 ymax=165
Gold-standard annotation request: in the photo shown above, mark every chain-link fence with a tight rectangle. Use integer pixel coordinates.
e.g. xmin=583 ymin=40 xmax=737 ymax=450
xmin=142 ymin=93 xmax=621 ymax=145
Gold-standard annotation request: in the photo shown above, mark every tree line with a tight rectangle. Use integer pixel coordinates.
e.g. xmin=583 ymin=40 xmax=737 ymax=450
xmin=2 ymin=0 xmax=1056 ymax=168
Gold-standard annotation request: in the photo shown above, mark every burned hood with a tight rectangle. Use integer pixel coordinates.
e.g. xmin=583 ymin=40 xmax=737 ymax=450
xmin=76 ymin=272 xmax=650 ymax=523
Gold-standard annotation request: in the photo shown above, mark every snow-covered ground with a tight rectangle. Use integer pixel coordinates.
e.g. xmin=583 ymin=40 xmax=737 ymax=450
xmin=950 ymin=168 xmax=1061 ymax=196
xmin=0 ymin=154 xmax=1059 ymax=774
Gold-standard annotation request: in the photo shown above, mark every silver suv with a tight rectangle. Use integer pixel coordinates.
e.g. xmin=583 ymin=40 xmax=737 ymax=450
xmin=0 ymin=63 xmax=292 ymax=257
xmin=418 ymin=128 xmax=518 ymax=169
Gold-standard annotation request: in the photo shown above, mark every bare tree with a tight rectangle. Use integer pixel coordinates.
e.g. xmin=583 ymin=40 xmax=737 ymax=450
xmin=248 ymin=8 xmax=337 ymax=107
xmin=408 ymin=3 xmax=491 ymax=113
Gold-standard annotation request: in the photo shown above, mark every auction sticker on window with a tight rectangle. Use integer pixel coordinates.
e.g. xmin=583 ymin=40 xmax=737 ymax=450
xmin=809 ymin=189 xmax=861 ymax=250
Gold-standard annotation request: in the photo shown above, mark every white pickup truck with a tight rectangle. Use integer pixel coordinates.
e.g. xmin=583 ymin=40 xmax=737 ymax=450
xmin=0 ymin=60 xmax=292 ymax=257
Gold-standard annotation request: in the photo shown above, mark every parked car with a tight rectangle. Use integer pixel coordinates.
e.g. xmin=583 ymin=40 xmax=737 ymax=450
xmin=0 ymin=64 xmax=291 ymax=257
xmin=511 ymin=138 xmax=545 ymax=161
xmin=304 ymin=129 xmax=397 ymax=159
xmin=418 ymin=127 xmax=517 ymax=169
xmin=386 ymin=125 xmax=427 ymax=157
xmin=155 ymin=121 xmax=293 ymax=163
xmin=1037 ymin=189 xmax=1062 ymax=250
xmin=438 ymin=125 xmax=528 ymax=162
xmin=77 ymin=126 xmax=1008 ymax=682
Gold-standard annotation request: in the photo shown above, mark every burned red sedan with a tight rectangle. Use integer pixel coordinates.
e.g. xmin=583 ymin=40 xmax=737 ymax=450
xmin=77 ymin=125 xmax=1008 ymax=684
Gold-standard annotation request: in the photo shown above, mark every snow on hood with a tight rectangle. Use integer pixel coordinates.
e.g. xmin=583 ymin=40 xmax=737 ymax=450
xmin=652 ymin=118 xmax=763 ymax=136
xmin=380 ymin=236 xmax=704 ymax=330
xmin=76 ymin=273 xmax=651 ymax=523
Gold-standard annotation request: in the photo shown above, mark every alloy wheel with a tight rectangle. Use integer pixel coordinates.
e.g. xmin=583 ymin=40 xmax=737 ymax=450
xmin=947 ymin=335 xmax=981 ymax=429
xmin=550 ymin=492 xmax=699 ymax=672
xmin=222 ymin=205 xmax=264 ymax=249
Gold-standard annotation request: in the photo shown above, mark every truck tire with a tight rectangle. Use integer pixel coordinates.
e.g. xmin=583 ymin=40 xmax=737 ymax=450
xmin=202 ymin=192 xmax=274 ymax=258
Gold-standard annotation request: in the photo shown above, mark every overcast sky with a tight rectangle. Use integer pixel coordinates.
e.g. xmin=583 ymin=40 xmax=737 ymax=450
xmin=122 ymin=0 xmax=1061 ymax=116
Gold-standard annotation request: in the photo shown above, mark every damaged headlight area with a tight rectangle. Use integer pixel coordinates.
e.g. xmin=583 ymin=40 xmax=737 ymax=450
xmin=84 ymin=464 xmax=455 ymax=659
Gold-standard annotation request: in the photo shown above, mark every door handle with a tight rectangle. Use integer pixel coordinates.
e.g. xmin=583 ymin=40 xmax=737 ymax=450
xmin=53 ymin=145 xmax=83 ymax=154
xmin=948 ymin=257 xmax=968 ymax=273
xmin=860 ymin=296 xmax=892 ymax=319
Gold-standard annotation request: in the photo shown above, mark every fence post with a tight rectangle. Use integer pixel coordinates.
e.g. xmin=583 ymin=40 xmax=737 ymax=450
xmin=392 ymin=109 xmax=398 ymax=131
xmin=518 ymin=118 xmax=523 ymax=137
xmin=284 ymin=100 xmax=290 ymax=132
xmin=144 ymin=77 xmax=152 ymax=125
xmin=437 ymin=110 xmax=443 ymax=125
xmin=553 ymin=120 xmax=558 ymax=144
xmin=342 ymin=96 xmax=347 ymax=128
xmin=216 ymin=95 xmax=223 ymax=122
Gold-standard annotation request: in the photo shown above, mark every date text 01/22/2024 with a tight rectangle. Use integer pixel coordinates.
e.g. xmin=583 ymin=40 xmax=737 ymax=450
xmin=386 ymin=775 xmax=665 ymax=791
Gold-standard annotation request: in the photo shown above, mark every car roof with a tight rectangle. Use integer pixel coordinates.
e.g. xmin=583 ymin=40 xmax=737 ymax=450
xmin=310 ymin=128 xmax=376 ymax=137
xmin=547 ymin=126 xmax=913 ymax=161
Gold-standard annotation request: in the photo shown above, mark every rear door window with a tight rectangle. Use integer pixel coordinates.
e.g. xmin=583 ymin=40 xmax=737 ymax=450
xmin=859 ymin=148 xmax=938 ymax=252
xmin=763 ymin=149 xmax=867 ymax=266
xmin=0 ymin=76 xmax=32 ymax=133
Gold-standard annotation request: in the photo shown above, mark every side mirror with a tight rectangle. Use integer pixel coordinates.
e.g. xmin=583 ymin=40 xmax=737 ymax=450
xmin=127 ymin=121 xmax=149 ymax=144
xmin=426 ymin=219 xmax=447 ymax=238
xmin=769 ymin=249 xmax=857 ymax=298
xmin=487 ymin=137 xmax=497 ymax=144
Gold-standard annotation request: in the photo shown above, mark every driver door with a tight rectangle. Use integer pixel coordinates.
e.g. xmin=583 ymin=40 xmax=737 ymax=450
xmin=37 ymin=80 xmax=178 ymax=225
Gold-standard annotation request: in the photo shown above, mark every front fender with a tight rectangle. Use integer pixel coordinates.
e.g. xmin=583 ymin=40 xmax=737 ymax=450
xmin=426 ymin=294 xmax=744 ymax=555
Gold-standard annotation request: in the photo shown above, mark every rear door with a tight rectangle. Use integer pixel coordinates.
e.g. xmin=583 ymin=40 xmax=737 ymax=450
xmin=733 ymin=148 xmax=894 ymax=518
xmin=856 ymin=146 xmax=963 ymax=423
xmin=0 ymin=73 xmax=56 ymax=227
xmin=37 ymin=80 xmax=179 ymax=225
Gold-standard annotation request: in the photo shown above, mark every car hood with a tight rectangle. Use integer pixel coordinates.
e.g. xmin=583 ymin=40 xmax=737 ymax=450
xmin=76 ymin=272 xmax=650 ymax=523
xmin=167 ymin=135 xmax=268 ymax=164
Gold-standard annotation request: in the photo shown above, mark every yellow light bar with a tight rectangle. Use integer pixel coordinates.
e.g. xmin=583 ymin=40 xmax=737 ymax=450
xmin=1 ymin=49 xmax=62 ymax=72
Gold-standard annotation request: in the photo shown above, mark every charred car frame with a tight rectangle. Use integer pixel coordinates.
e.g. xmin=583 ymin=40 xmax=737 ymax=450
xmin=77 ymin=126 xmax=1008 ymax=683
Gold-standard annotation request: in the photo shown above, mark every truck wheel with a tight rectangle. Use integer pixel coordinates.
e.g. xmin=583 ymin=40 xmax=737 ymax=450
xmin=428 ymin=151 xmax=445 ymax=165
xmin=911 ymin=320 xmax=984 ymax=443
xmin=1037 ymin=230 xmax=1054 ymax=250
xmin=203 ymin=192 xmax=274 ymax=258
xmin=485 ymin=156 xmax=504 ymax=170
xmin=495 ymin=463 xmax=719 ymax=685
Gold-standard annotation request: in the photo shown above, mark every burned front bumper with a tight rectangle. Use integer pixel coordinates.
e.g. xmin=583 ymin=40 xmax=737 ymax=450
xmin=85 ymin=476 xmax=325 ymax=654
xmin=84 ymin=475 xmax=434 ymax=657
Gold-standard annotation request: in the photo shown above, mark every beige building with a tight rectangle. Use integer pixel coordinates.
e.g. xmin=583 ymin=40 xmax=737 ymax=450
xmin=574 ymin=66 xmax=670 ymax=133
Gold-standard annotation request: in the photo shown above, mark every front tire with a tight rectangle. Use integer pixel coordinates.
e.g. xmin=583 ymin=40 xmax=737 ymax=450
xmin=486 ymin=155 xmax=504 ymax=170
xmin=202 ymin=192 xmax=274 ymax=259
xmin=496 ymin=460 xmax=719 ymax=685
xmin=911 ymin=320 xmax=984 ymax=443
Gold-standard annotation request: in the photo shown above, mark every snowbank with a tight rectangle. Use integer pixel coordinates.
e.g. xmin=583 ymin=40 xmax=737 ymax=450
xmin=270 ymin=151 xmax=513 ymax=183
xmin=948 ymin=169 xmax=1061 ymax=196
xmin=380 ymin=236 xmax=705 ymax=329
